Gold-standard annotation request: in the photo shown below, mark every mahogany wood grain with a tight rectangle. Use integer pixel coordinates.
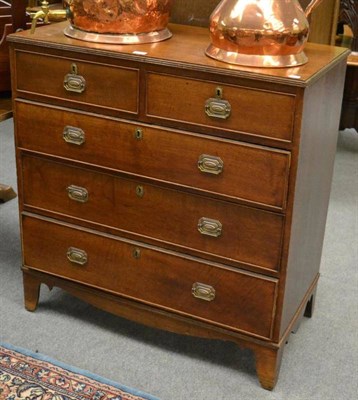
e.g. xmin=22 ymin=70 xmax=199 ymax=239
xmin=21 ymin=265 xmax=278 ymax=346
xmin=21 ymin=154 xmax=284 ymax=273
xmin=9 ymin=21 xmax=349 ymax=390
xmin=146 ymin=72 xmax=296 ymax=142
xmin=7 ymin=22 xmax=349 ymax=88
xmin=21 ymin=266 xmax=283 ymax=391
xmin=15 ymin=100 xmax=290 ymax=211
xmin=21 ymin=263 xmax=318 ymax=391
xmin=14 ymin=50 xmax=139 ymax=115
xmin=22 ymin=215 xmax=278 ymax=339
xmin=277 ymin=59 xmax=347 ymax=338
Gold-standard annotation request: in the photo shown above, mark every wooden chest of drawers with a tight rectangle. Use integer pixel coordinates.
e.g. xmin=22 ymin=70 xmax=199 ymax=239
xmin=8 ymin=22 xmax=349 ymax=390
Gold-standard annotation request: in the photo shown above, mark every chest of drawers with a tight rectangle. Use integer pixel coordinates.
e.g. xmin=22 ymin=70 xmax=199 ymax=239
xmin=8 ymin=22 xmax=349 ymax=390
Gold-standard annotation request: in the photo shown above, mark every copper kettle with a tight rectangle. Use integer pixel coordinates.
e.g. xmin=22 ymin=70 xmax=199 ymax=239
xmin=63 ymin=0 xmax=174 ymax=44
xmin=206 ymin=0 xmax=324 ymax=67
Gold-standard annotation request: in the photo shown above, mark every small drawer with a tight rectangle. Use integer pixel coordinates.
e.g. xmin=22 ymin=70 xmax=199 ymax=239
xmin=16 ymin=101 xmax=290 ymax=210
xmin=22 ymin=155 xmax=284 ymax=272
xmin=22 ymin=215 xmax=278 ymax=339
xmin=14 ymin=50 xmax=139 ymax=114
xmin=146 ymin=72 xmax=296 ymax=142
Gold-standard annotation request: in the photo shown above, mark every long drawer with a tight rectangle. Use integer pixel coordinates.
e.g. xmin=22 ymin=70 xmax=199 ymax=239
xmin=16 ymin=101 xmax=290 ymax=210
xmin=22 ymin=215 xmax=278 ymax=339
xmin=146 ymin=72 xmax=296 ymax=143
xmin=14 ymin=50 xmax=139 ymax=115
xmin=22 ymin=155 xmax=284 ymax=272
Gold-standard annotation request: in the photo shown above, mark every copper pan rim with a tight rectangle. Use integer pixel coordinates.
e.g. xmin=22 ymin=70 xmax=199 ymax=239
xmin=205 ymin=44 xmax=308 ymax=68
xmin=64 ymin=24 xmax=172 ymax=45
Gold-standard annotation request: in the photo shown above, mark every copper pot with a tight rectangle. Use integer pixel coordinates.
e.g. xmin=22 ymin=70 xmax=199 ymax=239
xmin=64 ymin=0 xmax=174 ymax=44
xmin=206 ymin=0 xmax=324 ymax=67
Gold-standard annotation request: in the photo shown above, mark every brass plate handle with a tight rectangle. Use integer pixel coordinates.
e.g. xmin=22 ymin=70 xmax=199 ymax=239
xmin=63 ymin=126 xmax=85 ymax=145
xmin=198 ymin=217 xmax=222 ymax=238
xmin=192 ymin=282 xmax=216 ymax=302
xmin=198 ymin=154 xmax=224 ymax=175
xmin=64 ymin=63 xmax=86 ymax=94
xmin=198 ymin=217 xmax=223 ymax=237
xmin=67 ymin=185 xmax=88 ymax=203
xmin=205 ymin=98 xmax=231 ymax=119
xmin=67 ymin=247 xmax=88 ymax=266
xmin=205 ymin=86 xmax=231 ymax=120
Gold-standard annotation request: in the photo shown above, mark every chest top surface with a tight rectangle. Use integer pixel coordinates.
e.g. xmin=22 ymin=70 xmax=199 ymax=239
xmin=8 ymin=21 xmax=349 ymax=87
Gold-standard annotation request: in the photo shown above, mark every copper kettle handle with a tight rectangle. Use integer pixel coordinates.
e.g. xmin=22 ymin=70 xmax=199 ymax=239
xmin=304 ymin=0 xmax=324 ymax=17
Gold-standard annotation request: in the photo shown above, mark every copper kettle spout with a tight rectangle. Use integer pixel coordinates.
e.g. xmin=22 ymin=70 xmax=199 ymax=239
xmin=305 ymin=0 xmax=324 ymax=17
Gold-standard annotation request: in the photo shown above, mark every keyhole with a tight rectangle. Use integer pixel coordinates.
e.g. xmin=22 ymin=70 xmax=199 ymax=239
xmin=134 ymin=128 xmax=143 ymax=140
xmin=71 ymin=63 xmax=78 ymax=75
xmin=216 ymin=87 xmax=223 ymax=98
xmin=136 ymin=185 xmax=144 ymax=198
xmin=133 ymin=248 xmax=141 ymax=259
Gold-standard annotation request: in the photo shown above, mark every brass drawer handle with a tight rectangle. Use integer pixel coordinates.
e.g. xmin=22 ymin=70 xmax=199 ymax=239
xmin=192 ymin=282 xmax=216 ymax=302
xmin=67 ymin=185 xmax=88 ymax=203
xmin=198 ymin=217 xmax=222 ymax=238
xmin=67 ymin=247 xmax=88 ymax=266
xmin=205 ymin=98 xmax=231 ymax=119
xmin=64 ymin=63 xmax=86 ymax=94
xmin=63 ymin=126 xmax=85 ymax=145
xmin=205 ymin=86 xmax=231 ymax=120
xmin=198 ymin=154 xmax=224 ymax=175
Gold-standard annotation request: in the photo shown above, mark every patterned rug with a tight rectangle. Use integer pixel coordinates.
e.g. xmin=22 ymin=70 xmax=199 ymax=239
xmin=0 ymin=343 xmax=159 ymax=400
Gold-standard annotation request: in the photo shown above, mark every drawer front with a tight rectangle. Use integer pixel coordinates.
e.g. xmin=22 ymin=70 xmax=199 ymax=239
xmin=14 ymin=51 xmax=139 ymax=114
xmin=146 ymin=73 xmax=296 ymax=142
xmin=22 ymin=215 xmax=278 ymax=339
xmin=16 ymin=101 xmax=290 ymax=210
xmin=22 ymin=155 xmax=284 ymax=272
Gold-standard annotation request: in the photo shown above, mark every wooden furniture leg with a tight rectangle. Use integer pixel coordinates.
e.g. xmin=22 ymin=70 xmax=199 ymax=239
xmin=304 ymin=286 xmax=317 ymax=318
xmin=254 ymin=345 xmax=284 ymax=390
xmin=0 ymin=183 xmax=16 ymax=203
xmin=291 ymin=285 xmax=318 ymax=334
xmin=23 ymin=270 xmax=41 ymax=311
